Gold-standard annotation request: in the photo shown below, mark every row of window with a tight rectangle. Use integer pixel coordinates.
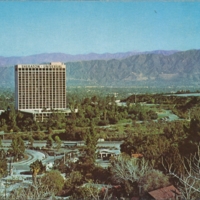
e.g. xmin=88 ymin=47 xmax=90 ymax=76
xmin=19 ymin=102 xmax=66 ymax=105
xmin=18 ymin=81 xmax=65 ymax=84
xmin=18 ymin=87 xmax=65 ymax=89
xmin=18 ymin=98 xmax=65 ymax=100
xmin=19 ymin=94 xmax=66 ymax=96
xmin=17 ymin=70 xmax=65 ymax=72
xmin=19 ymin=102 xmax=65 ymax=103
xmin=18 ymin=83 xmax=65 ymax=85
xmin=18 ymin=78 xmax=65 ymax=80
xmin=18 ymin=77 xmax=65 ymax=79
xmin=19 ymin=104 xmax=66 ymax=106
xmin=18 ymin=88 xmax=65 ymax=90
xmin=18 ymin=96 xmax=66 ymax=98
xmin=19 ymin=99 xmax=66 ymax=101
xmin=18 ymin=90 xmax=66 ymax=92
xmin=18 ymin=75 xmax=66 ymax=78
xmin=18 ymin=69 xmax=65 ymax=71
xmin=18 ymin=74 xmax=65 ymax=77
xmin=19 ymin=103 xmax=66 ymax=106
xmin=19 ymin=107 xmax=66 ymax=109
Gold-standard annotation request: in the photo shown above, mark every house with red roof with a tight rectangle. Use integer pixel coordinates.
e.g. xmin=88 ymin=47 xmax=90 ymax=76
xmin=147 ymin=185 xmax=181 ymax=200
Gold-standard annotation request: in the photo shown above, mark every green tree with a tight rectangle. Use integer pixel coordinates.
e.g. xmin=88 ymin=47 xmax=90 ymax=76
xmin=92 ymin=166 xmax=111 ymax=183
xmin=0 ymin=118 xmax=8 ymax=132
xmin=30 ymin=159 xmax=46 ymax=184
xmin=54 ymin=135 xmax=62 ymax=150
xmin=70 ymin=182 xmax=112 ymax=200
xmin=46 ymin=135 xmax=54 ymax=148
xmin=0 ymin=149 xmax=7 ymax=178
xmin=28 ymin=134 xmax=34 ymax=147
xmin=138 ymin=169 xmax=170 ymax=195
xmin=7 ymin=107 xmax=19 ymax=131
xmin=76 ymin=123 xmax=98 ymax=177
xmin=48 ymin=127 xmax=53 ymax=135
xmin=11 ymin=136 xmax=25 ymax=160
xmin=91 ymin=95 xmax=98 ymax=103
xmin=65 ymin=171 xmax=83 ymax=190
xmin=120 ymin=134 xmax=171 ymax=166
xmin=41 ymin=170 xmax=64 ymax=194
xmin=84 ymin=122 xmax=98 ymax=163
xmin=65 ymin=122 xmax=76 ymax=139
xmin=0 ymin=159 xmax=7 ymax=177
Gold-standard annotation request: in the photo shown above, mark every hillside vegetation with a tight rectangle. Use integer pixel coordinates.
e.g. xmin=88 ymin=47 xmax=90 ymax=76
xmin=1 ymin=49 xmax=200 ymax=88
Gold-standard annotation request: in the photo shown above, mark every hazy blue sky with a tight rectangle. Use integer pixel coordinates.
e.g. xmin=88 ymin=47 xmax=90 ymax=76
xmin=0 ymin=1 xmax=200 ymax=56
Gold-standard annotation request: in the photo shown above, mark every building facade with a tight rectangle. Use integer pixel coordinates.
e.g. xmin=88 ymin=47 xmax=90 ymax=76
xmin=15 ymin=62 xmax=67 ymax=121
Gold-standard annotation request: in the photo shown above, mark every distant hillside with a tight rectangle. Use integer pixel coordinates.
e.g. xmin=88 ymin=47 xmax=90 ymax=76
xmin=66 ymin=49 xmax=200 ymax=87
xmin=1 ymin=49 xmax=200 ymax=89
xmin=0 ymin=50 xmax=178 ymax=67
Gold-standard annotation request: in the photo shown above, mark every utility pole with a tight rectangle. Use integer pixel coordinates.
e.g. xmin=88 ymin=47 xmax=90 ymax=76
xmin=4 ymin=179 xmax=7 ymax=199
xmin=135 ymin=93 xmax=137 ymax=104
xmin=9 ymin=158 xmax=12 ymax=176
xmin=138 ymin=185 xmax=143 ymax=195
xmin=188 ymin=109 xmax=191 ymax=121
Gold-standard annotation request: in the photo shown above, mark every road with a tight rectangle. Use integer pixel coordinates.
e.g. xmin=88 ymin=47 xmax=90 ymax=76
xmin=12 ymin=149 xmax=46 ymax=172
xmin=0 ymin=139 xmax=122 ymax=198
xmin=2 ymin=140 xmax=122 ymax=148
xmin=3 ymin=140 xmax=122 ymax=173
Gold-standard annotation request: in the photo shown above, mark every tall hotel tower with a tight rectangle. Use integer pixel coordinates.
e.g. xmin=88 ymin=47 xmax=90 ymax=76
xmin=15 ymin=62 xmax=67 ymax=121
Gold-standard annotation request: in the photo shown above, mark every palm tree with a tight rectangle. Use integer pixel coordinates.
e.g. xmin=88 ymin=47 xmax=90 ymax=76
xmin=30 ymin=160 xmax=45 ymax=184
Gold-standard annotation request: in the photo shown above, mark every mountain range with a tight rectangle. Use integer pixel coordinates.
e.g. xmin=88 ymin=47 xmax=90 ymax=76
xmin=1 ymin=49 xmax=200 ymax=89
xmin=0 ymin=50 xmax=178 ymax=67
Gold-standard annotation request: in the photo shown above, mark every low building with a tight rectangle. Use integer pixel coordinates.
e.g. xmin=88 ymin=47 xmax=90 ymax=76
xmin=0 ymin=110 xmax=5 ymax=115
xmin=148 ymin=185 xmax=181 ymax=200
xmin=97 ymin=149 xmax=120 ymax=160
xmin=132 ymin=153 xmax=143 ymax=158
xmin=20 ymin=108 xmax=74 ymax=122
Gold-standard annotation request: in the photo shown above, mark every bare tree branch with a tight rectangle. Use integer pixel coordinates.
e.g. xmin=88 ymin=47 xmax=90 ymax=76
xmin=111 ymin=155 xmax=151 ymax=184
xmin=162 ymin=146 xmax=200 ymax=199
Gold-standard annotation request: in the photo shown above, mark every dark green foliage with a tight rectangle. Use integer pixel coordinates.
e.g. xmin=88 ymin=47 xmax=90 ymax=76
xmin=0 ymin=159 xmax=7 ymax=177
xmin=54 ymin=135 xmax=62 ymax=150
xmin=41 ymin=170 xmax=64 ymax=194
xmin=0 ymin=149 xmax=7 ymax=177
xmin=84 ymin=122 xmax=98 ymax=163
xmin=63 ymin=171 xmax=83 ymax=196
xmin=189 ymin=116 xmax=200 ymax=138
xmin=121 ymin=132 xmax=180 ymax=168
xmin=28 ymin=135 xmax=34 ymax=147
xmin=98 ymin=120 xmax=109 ymax=126
xmin=138 ymin=169 xmax=170 ymax=194
xmin=30 ymin=159 xmax=46 ymax=184
xmin=92 ymin=166 xmax=112 ymax=183
xmin=46 ymin=135 xmax=54 ymax=148
xmin=65 ymin=121 xmax=76 ymax=139
xmin=11 ymin=135 xmax=25 ymax=160
xmin=65 ymin=171 xmax=83 ymax=189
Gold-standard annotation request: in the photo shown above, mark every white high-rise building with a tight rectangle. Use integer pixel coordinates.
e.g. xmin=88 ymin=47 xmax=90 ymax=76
xmin=15 ymin=62 xmax=67 ymax=121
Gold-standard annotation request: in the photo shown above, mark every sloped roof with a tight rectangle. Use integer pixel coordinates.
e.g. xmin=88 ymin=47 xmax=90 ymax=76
xmin=132 ymin=153 xmax=143 ymax=158
xmin=148 ymin=185 xmax=181 ymax=200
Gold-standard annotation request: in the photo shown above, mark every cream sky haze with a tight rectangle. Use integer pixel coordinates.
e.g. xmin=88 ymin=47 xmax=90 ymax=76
xmin=0 ymin=1 xmax=200 ymax=56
